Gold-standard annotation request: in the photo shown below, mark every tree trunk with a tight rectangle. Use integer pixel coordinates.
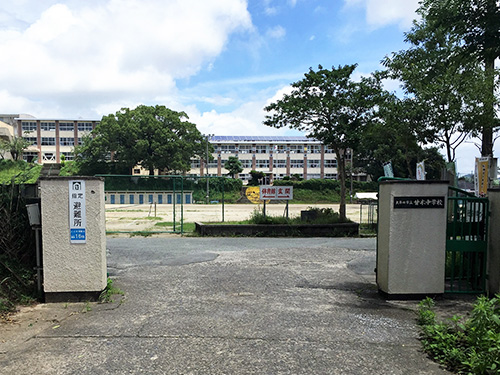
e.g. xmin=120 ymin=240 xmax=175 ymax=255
xmin=481 ymin=56 xmax=495 ymax=157
xmin=335 ymin=147 xmax=347 ymax=221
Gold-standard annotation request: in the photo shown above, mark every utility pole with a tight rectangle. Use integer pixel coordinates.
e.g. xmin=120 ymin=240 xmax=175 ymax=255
xmin=205 ymin=134 xmax=213 ymax=204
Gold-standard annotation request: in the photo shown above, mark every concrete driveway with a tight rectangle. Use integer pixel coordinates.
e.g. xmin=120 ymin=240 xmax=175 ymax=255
xmin=0 ymin=237 xmax=450 ymax=374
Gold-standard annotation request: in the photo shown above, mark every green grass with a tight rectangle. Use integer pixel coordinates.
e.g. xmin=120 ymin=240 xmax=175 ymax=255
xmin=154 ymin=221 xmax=196 ymax=232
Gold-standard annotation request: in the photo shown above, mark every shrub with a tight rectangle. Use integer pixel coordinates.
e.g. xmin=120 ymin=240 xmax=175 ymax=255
xmin=417 ymin=295 xmax=500 ymax=374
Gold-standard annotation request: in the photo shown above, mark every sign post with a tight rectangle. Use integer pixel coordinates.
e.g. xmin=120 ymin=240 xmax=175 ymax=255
xmin=259 ymin=186 xmax=294 ymax=218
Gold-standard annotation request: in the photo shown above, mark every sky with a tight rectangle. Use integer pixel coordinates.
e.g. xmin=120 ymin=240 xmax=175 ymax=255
xmin=0 ymin=0 xmax=490 ymax=174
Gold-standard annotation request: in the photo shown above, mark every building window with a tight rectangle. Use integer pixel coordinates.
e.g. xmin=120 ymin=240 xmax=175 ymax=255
xmin=276 ymin=145 xmax=287 ymax=153
xmin=309 ymin=145 xmax=321 ymax=154
xmin=25 ymin=137 xmax=37 ymax=146
xmin=41 ymin=137 xmax=56 ymax=146
xmin=220 ymin=145 xmax=236 ymax=153
xmin=21 ymin=121 xmax=37 ymax=132
xmin=256 ymin=145 xmax=268 ymax=154
xmin=191 ymin=159 xmax=200 ymax=168
xmin=23 ymin=151 xmax=38 ymax=162
xmin=239 ymin=145 xmax=252 ymax=154
xmin=273 ymin=159 xmax=287 ymax=168
xmin=133 ymin=169 xmax=141 ymax=174
xmin=325 ymin=173 xmax=337 ymax=179
xmin=307 ymin=159 xmax=321 ymax=168
xmin=60 ymin=137 xmax=75 ymax=146
xmin=208 ymin=161 xmax=218 ymax=168
xmin=290 ymin=159 xmax=304 ymax=168
xmin=61 ymin=152 xmax=74 ymax=161
xmin=77 ymin=122 xmax=94 ymax=131
xmin=59 ymin=122 xmax=74 ymax=131
xmin=77 ymin=138 xmax=83 ymax=145
xmin=240 ymin=159 xmax=252 ymax=168
xmin=289 ymin=145 xmax=304 ymax=154
xmin=325 ymin=145 xmax=335 ymax=154
xmin=324 ymin=159 xmax=337 ymax=168
xmin=256 ymin=159 xmax=269 ymax=168
xmin=40 ymin=122 xmax=56 ymax=131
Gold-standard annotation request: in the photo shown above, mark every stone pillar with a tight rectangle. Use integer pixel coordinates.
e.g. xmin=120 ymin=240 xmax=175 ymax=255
xmin=377 ymin=180 xmax=449 ymax=298
xmin=40 ymin=177 xmax=107 ymax=302
xmin=488 ymin=188 xmax=500 ymax=295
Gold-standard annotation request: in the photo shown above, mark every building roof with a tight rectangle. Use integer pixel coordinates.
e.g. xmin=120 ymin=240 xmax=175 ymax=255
xmin=15 ymin=117 xmax=100 ymax=122
xmin=211 ymin=135 xmax=319 ymax=144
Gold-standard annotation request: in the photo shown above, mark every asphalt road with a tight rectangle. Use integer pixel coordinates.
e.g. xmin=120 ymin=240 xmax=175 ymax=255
xmin=0 ymin=237 xmax=451 ymax=374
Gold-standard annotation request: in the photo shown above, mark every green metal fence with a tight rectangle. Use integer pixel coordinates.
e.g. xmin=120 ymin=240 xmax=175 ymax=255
xmin=446 ymin=186 xmax=489 ymax=293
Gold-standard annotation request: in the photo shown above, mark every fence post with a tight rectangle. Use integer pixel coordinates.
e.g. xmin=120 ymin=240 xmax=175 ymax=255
xmin=487 ymin=188 xmax=500 ymax=295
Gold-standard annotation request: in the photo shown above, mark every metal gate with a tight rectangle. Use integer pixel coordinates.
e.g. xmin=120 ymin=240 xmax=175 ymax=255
xmin=446 ymin=187 xmax=489 ymax=293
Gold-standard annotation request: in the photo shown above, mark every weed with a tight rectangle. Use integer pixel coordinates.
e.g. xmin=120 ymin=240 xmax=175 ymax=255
xmin=82 ymin=301 xmax=92 ymax=313
xmin=417 ymin=295 xmax=500 ymax=374
xmin=99 ymin=278 xmax=124 ymax=303
xmin=130 ymin=231 xmax=153 ymax=237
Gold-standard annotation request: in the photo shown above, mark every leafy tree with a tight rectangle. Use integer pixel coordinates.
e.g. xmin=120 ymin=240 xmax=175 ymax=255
xmin=224 ymin=156 xmax=243 ymax=178
xmin=0 ymin=137 xmax=31 ymax=161
xmin=411 ymin=0 xmax=500 ymax=157
xmin=264 ymin=64 xmax=384 ymax=220
xmin=76 ymin=105 xmax=207 ymax=175
xmin=357 ymin=95 xmax=446 ymax=180
xmin=383 ymin=22 xmax=486 ymax=162
xmin=248 ymin=170 xmax=265 ymax=186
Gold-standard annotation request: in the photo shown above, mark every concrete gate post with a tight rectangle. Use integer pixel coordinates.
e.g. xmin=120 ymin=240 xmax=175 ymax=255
xmin=487 ymin=188 xmax=500 ymax=295
xmin=377 ymin=180 xmax=449 ymax=298
xmin=40 ymin=177 xmax=107 ymax=302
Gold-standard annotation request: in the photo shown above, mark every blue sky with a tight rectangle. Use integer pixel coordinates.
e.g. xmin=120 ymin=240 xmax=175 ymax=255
xmin=0 ymin=0 xmax=486 ymax=173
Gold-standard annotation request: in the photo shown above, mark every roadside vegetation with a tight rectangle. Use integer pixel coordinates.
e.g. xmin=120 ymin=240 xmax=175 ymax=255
xmin=417 ymin=296 xmax=500 ymax=374
xmin=0 ymin=182 xmax=38 ymax=315
xmin=0 ymin=160 xmax=41 ymax=184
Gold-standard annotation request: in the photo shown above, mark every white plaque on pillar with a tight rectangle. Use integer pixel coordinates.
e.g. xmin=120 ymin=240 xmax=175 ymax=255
xmin=69 ymin=180 xmax=87 ymax=243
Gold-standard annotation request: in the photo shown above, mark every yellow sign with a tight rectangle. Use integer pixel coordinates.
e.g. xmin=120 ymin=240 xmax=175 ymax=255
xmin=477 ymin=158 xmax=489 ymax=197
xmin=245 ymin=186 xmax=262 ymax=204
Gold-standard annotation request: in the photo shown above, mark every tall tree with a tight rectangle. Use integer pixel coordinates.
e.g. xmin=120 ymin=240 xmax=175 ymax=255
xmin=76 ymin=105 xmax=207 ymax=175
xmin=415 ymin=0 xmax=500 ymax=157
xmin=383 ymin=21 xmax=485 ymax=162
xmin=264 ymin=65 xmax=384 ymax=220
xmin=357 ymin=95 xmax=446 ymax=179
xmin=224 ymin=156 xmax=243 ymax=178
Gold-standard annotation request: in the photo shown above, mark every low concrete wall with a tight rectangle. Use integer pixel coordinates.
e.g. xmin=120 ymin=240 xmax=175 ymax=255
xmin=195 ymin=222 xmax=359 ymax=237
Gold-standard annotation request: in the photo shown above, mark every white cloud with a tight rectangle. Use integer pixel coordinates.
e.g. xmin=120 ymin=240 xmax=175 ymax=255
xmin=185 ymin=85 xmax=300 ymax=137
xmin=266 ymin=25 xmax=286 ymax=40
xmin=0 ymin=0 xmax=252 ymax=116
xmin=344 ymin=0 xmax=420 ymax=30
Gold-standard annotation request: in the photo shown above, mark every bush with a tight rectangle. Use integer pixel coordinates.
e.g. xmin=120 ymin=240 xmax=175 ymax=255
xmin=0 ymin=183 xmax=38 ymax=313
xmin=247 ymin=207 xmax=350 ymax=225
xmin=417 ymin=295 xmax=500 ymax=374
xmin=0 ymin=160 xmax=42 ymax=184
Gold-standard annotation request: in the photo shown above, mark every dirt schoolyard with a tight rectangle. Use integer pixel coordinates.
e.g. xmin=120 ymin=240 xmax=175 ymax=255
xmin=105 ymin=203 xmax=371 ymax=232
